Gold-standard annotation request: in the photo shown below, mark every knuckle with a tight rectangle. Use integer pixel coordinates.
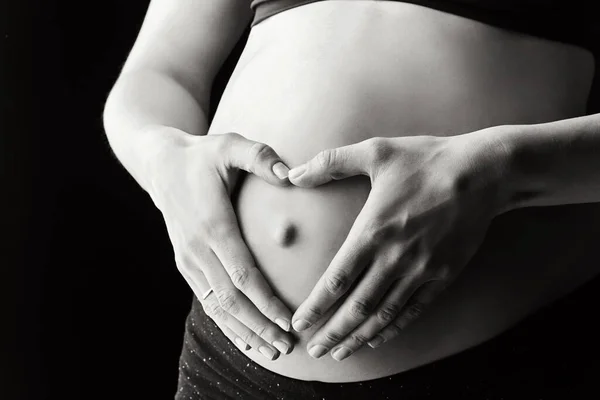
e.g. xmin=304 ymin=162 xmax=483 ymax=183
xmin=183 ymin=235 xmax=205 ymax=258
xmin=216 ymin=132 xmax=238 ymax=153
xmin=203 ymin=301 xmax=224 ymax=320
xmin=252 ymin=324 xmax=268 ymax=339
xmin=387 ymin=244 xmax=407 ymax=268
xmin=229 ymin=265 xmax=250 ymax=289
xmin=368 ymin=137 xmax=392 ymax=164
xmin=306 ymin=305 xmax=323 ymax=320
xmin=363 ymin=224 xmax=381 ymax=244
xmin=240 ymin=330 xmax=257 ymax=345
xmin=316 ymin=149 xmax=335 ymax=169
xmin=248 ymin=142 xmax=274 ymax=166
xmin=200 ymin=218 xmax=232 ymax=242
xmin=324 ymin=331 xmax=344 ymax=343
xmin=377 ymin=303 xmax=400 ymax=323
xmin=363 ymin=217 xmax=398 ymax=244
xmin=388 ymin=322 xmax=403 ymax=337
xmin=350 ymin=332 xmax=370 ymax=346
xmin=411 ymin=262 xmax=431 ymax=282
xmin=257 ymin=295 xmax=276 ymax=316
xmin=175 ymin=254 xmax=192 ymax=274
xmin=215 ymin=288 xmax=240 ymax=315
xmin=348 ymin=298 xmax=374 ymax=320
xmin=224 ymin=131 xmax=243 ymax=141
xmin=364 ymin=223 xmax=387 ymax=244
xmin=404 ymin=302 xmax=425 ymax=320
xmin=324 ymin=272 xmax=349 ymax=296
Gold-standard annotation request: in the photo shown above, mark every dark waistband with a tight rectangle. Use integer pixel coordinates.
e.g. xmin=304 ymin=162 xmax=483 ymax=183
xmin=251 ymin=0 xmax=325 ymax=27
xmin=249 ymin=0 xmax=598 ymax=55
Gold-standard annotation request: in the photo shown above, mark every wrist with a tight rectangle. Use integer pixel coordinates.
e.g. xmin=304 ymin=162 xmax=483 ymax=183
xmin=454 ymin=125 xmax=521 ymax=215
xmin=142 ymin=126 xmax=198 ymax=197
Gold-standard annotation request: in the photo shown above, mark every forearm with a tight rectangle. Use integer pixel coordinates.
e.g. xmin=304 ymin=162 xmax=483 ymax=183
xmin=486 ymin=113 xmax=600 ymax=211
xmin=103 ymin=69 xmax=209 ymax=193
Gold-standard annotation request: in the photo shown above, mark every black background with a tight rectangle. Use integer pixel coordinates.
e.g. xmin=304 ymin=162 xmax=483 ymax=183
xmin=3 ymin=1 xmax=600 ymax=399
xmin=4 ymin=1 xmax=248 ymax=399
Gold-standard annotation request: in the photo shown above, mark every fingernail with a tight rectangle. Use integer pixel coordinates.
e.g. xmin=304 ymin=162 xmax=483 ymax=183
xmin=258 ymin=346 xmax=278 ymax=360
xmin=288 ymin=165 xmax=307 ymax=180
xmin=272 ymin=162 xmax=289 ymax=180
xmin=235 ymin=337 xmax=250 ymax=351
xmin=292 ymin=319 xmax=311 ymax=332
xmin=272 ymin=340 xmax=291 ymax=355
xmin=368 ymin=335 xmax=385 ymax=349
xmin=275 ymin=318 xmax=291 ymax=332
xmin=331 ymin=346 xmax=353 ymax=361
xmin=308 ymin=345 xmax=329 ymax=359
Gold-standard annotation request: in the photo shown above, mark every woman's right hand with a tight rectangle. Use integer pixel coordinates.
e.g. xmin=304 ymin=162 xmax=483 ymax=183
xmin=148 ymin=127 xmax=295 ymax=360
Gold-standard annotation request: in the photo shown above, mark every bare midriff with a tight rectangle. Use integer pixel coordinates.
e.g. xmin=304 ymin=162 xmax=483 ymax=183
xmin=206 ymin=1 xmax=598 ymax=382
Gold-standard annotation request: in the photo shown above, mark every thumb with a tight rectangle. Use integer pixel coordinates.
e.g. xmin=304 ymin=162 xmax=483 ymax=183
xmin=288 ymin=141 xmax=372 ymax=187
xmin=223 ymin=132 xmax=291 ymax=186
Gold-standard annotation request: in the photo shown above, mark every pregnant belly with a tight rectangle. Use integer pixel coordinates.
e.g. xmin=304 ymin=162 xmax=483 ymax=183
xmin=207 ymin=1 xmax=598 ymax=382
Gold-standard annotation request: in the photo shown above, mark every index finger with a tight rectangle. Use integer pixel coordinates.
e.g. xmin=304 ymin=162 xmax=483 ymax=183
xmin=291 ymin=207 xmax=378 ymax=332
xmin=207 ymin=194 xmax=293 ymax=332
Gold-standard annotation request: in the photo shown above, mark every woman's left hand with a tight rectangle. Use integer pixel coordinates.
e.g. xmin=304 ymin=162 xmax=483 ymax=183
xmin=287 ymin=129 xmax=512 ymax=361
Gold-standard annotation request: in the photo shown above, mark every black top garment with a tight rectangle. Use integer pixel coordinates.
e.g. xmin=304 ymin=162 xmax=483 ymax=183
xmin=250 ymin=0 xmax=600 ymax=55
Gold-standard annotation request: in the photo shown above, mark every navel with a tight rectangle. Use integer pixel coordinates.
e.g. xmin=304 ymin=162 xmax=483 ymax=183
xmin=274 ymin=221 xmax=298 ymax=247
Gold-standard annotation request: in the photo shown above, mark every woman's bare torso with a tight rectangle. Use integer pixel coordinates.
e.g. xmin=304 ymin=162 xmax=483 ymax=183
xmin=206 ymin=1 xmax=598 ymax=382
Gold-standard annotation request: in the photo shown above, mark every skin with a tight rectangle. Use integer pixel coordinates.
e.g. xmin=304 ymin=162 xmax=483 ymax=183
xmin=289 ymin=117 xmax=600 ymax=361
xmin=103 ymin=0 xmax=301 ymax=362
xmin=287 ymin=134 xmax=502 ymax=360
xmin=105 ymin=0 xmax=600 ymax=382
xmin=204 ymin=2 xmax=599 ymax=381
xmin=150 ymin=129 xmax=297 ymax=359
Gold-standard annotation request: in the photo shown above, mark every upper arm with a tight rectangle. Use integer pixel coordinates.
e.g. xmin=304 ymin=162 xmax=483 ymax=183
xmin=120 ymin=0 xmax=252 ymax=101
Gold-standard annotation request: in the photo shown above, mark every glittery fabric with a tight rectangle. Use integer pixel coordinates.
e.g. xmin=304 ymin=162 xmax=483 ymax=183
xmin=174 ymin=298 xmax=319 ymax=399
xmin=173 ymin=297 xmax=515 ymax=400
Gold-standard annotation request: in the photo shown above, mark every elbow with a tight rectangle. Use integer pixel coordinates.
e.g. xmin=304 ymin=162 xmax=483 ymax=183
xmin=102 ymin=86 xmax=122 ymax=140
